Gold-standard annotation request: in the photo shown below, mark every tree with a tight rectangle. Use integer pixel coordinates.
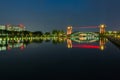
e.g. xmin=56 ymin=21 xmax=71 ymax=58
xmin=52 ymin=30 xmax=58 ymax=35
xmin=52 ymin=30 xmax=65 ymax=37
xmin=44 ymin=32 xmax=50 ymax=35
xmin=33 ymin=31 xmax=43 ymax=37
xmin=44 ymin=32 xmax=51 ymax=37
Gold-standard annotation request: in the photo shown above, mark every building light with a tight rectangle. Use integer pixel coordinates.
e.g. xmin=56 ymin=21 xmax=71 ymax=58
xmin=101 ymin=25 xmax=104 ymax=28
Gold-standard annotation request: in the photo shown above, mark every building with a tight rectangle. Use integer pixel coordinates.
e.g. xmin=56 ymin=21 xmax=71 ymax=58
xmin=6 ymin=24 xmax=25 ymax=31
xmin=0 ymin=25 xmax=6 ymax=30
xmin=0 ymin=24 xmax=25 ymax=31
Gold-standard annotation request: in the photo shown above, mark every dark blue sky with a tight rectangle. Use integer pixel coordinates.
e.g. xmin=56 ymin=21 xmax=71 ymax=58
xmin=0 ymin=0 xmax=120 ymax=32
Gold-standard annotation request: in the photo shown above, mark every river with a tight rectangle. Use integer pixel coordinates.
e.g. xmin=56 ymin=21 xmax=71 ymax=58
xmin=0 ymin=37 xmax=120 ymax=79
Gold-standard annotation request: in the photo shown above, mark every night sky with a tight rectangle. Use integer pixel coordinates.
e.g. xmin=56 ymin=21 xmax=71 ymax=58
xmin=0 ymin=0 xmax=120 ymax=32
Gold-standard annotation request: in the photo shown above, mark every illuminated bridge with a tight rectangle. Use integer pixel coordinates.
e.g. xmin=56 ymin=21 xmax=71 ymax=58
xmin=70 ymin=32 xmax=99 ymax=43
xmin=67 ymin=24 xmax=106 ymax=36
xmin=66 ymin=24 xmax=107 ymax=50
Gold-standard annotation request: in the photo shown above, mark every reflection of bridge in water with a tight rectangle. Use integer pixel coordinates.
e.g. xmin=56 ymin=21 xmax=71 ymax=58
xmin=70 ymin=32 xmax=99 ymax=43
xmin=67 ymin=37 xmax=108 ymax=51
xmin=0 ymin=36 xmax=108 ymax=51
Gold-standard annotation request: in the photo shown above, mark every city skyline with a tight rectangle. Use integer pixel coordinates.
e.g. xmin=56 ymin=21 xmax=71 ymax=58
xmin=0 ymin=0 xmax=120 ymax=32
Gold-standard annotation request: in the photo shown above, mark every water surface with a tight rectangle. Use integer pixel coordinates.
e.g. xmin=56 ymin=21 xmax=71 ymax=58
xmin=0 ymin=37 xmax=120 ymax=79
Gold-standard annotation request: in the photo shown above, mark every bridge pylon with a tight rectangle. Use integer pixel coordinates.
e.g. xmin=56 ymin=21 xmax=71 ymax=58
xmin=67 ymin=26 xmax=72 ymax=35
xmin=99 ymin=24 xmax=106 ymax=34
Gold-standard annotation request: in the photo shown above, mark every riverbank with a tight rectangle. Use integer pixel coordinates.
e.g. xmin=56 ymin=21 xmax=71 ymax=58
xmin=106 ymin=36 xmax=120 ymax=48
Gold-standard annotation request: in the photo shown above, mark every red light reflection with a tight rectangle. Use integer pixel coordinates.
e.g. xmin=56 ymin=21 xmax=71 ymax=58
xmin=73 ymin=44 xmax=99 ymax=49
xmin=20 ymin=45 xmax=25 ymax=50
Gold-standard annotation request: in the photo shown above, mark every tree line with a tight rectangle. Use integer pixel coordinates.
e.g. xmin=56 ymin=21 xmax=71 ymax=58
xmin=0 ymin=29 xmax=66 ymax=37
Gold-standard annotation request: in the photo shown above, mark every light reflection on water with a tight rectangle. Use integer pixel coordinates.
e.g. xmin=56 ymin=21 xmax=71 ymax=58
xmin=0 ymin=37 xmax=120 ymax=79
xmin=0 ymin=36 xmax=109 ymax=51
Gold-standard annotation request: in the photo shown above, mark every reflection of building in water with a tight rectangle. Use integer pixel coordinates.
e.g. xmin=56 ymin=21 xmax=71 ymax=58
xmin=7 ymin=43 xmax=26 ymax=50
xmin=0 ymin=38 xmax=26 ymax=51
xmin=67 ymin=39 xmax=72 ymax=48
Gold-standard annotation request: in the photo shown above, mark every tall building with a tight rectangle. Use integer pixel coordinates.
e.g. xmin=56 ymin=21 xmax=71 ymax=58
xmin=67 ymin=26 xmax=72 ymax=35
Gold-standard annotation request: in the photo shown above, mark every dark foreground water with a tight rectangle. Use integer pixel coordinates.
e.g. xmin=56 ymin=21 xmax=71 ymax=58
xmin=0 ymin=38 xmax=120 ymax=79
